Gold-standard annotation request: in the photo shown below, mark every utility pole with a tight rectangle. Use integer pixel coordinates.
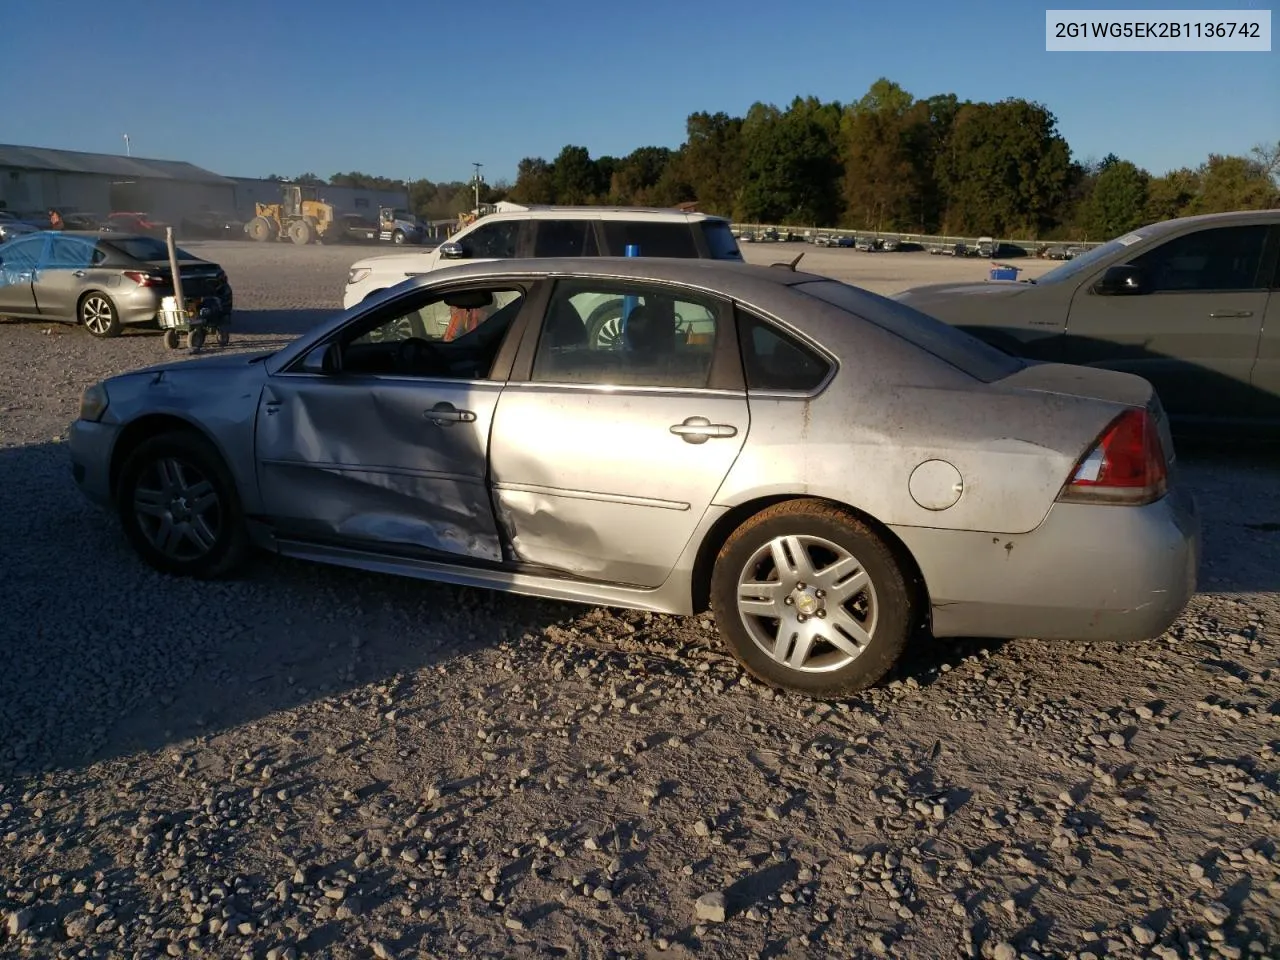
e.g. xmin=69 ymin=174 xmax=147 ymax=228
xmin=122 ymin=134 xmax=131 ymax=157
xmin=472 ymin=162 xmax=483 ymax=214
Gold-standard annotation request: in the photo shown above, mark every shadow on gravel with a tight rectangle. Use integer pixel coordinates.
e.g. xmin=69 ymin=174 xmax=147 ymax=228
xmin=231 ymin=308 xmax=338 ymax=338
xmin=2 ymin=437 xmax=1278 ymax=782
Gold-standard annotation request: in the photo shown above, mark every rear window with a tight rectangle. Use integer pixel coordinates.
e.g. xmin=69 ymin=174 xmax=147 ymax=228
xmin=701 ymin=220 xmax=743 ymax=260
xmin=793 ymin=279 xmax=1025 ymax=383
xmin=106 ymin=236 xmax=198 ymax=261
xmin=602 ymin=220 xmax=698 ymax=258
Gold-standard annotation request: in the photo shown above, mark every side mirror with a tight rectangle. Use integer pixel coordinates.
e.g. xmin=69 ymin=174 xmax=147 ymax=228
xmin=1095 ymin=263 xmax=1146 ymax=295
xmin=439 ymin=241 xmax=466 ymax=260
xmin=301 ymin=341 xmax=343 ymax=374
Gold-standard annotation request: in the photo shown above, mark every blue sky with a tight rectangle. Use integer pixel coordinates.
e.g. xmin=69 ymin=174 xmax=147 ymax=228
xmin=4 ymin=0 xmax=1274 ymax=184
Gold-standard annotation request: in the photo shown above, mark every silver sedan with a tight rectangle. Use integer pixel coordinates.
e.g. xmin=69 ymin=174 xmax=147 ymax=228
xmin=68 ymin=257 xmax=1199 ymax=697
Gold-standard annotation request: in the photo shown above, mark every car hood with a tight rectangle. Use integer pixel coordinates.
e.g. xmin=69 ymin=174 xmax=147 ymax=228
xmin=894 ymin=281 xmax=1035 ymax=303
xmin=352 ymin=250 xmax=437 ymax=272
xmin=122 ymin=350 xmax=275 ymax=381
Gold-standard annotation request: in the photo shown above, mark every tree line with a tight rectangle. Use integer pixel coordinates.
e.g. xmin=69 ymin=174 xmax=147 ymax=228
xmin=265 ymin=78 xmax=1277 ymax=240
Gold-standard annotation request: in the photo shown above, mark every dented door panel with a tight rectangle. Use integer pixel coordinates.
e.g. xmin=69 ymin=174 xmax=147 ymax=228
xmin=255 ymin=375 xmax=503 ymax=561
xmin=488 ymin=384 xmax=749 ymax=587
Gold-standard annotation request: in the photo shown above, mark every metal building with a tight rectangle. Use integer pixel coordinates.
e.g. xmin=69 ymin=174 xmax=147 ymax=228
xmin=0 ymin=144 xmax=236 ymax=222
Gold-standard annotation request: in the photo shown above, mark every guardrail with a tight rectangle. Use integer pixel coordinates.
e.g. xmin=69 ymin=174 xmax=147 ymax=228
xmin=729 ymin=223 xmax=1104 ymax=257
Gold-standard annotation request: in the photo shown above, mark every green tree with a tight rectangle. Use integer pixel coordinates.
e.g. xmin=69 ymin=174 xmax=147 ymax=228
xmin=1085 ymin=159 xmax=1150 ymax=239
xmin=937 ymin=99 xmax=1072 ymax=236
xmin=1144 ymin=167 xmax=1199 ymax=222
xmin=677 ymin=111 xmax=743 ymax=216
xmin=841 ymin=79 xmax=918 ymax=230
xmin=509 ymin=158 xmax=556 ymax=204
xmin=1189 ymin=153 xmax=1278 ymax=213
xmin=739 ymin=102 xmax=842 ymax=224
xmin=551 ymin=145 xmax=602 ymax=204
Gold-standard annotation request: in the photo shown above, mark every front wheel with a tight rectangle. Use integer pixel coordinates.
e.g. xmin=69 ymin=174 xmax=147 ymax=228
xmin=115 ymin=431 xmax=250 ymax=579
xmin=710 ymin=499 xmax=917 ymax=698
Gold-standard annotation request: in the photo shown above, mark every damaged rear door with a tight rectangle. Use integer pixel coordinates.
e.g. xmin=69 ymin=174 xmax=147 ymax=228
xmin=254 ymin=282 xmax=533 ymax=562
xmin=488 ymin=277 xmax=748 ymax=587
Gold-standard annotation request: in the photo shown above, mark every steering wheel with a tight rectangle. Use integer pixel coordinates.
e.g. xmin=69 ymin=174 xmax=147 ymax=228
xmin=394 ymin=337 xmax=444 ymax=373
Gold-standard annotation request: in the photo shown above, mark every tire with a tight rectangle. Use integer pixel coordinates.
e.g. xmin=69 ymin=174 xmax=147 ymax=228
xmin=709 ymin=499 xmax=916 ymax=698
xmin=393 ymin=229 xmax=405 ymax=245
xmin=80 ymin=293 xmax=121 ymax=338
xmin=115 ymin=430 xmax=250 ymax=579
xmin=585 ymin=299 xmax=625 ymax=349
xmin=163 ymin=328 xmax=180 ymax=350
xmin=289 ymin=220 xmax=315 ymax=245
xmin=246 ymin=216 xmax=275 ymax=242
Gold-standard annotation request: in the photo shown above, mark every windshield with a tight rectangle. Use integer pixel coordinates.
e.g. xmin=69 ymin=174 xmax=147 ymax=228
xmin=107 ymin=237 xmax=199 ymax=261
xmin=794 ymin=278 xmax=1025 ymax=383
xmin=1035 ymin=232 xmax=1144 ymax=284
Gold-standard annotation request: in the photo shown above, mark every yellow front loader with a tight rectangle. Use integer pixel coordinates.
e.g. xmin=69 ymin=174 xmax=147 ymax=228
xmin=245 ymin=184 xmax=340 ymax=245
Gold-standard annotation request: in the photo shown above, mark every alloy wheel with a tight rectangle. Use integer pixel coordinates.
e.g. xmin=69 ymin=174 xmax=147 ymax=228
xmin=735 ymin=534 xmax=879 ymax=673
xmin=131 ymin=457 xmax=223 ymax=561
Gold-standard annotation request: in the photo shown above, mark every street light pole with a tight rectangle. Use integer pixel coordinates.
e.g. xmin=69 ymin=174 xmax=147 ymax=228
xmin=472 ymin=162 xmax=483 ymax=214
xmin=122 ymin=134 xmax=131 ymax=157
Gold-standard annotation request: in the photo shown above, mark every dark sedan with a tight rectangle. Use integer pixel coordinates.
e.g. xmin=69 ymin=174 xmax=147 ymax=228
xmin=0 ymin=231 xmax=233 ymax=338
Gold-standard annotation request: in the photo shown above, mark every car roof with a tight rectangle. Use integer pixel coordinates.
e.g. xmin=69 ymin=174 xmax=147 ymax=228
xmin=1137 ymin=208 xmax=1280 ymax=236
xmin=470 ymin=205 xmax=728 ymax=224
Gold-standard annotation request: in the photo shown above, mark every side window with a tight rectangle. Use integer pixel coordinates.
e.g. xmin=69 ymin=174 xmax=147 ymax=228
xmin=461 ymin=220 xmax=521 ymax=259
xmin=531 ymin=281 xmax=720 ymax=388
xmin=1 ymin=236 xmax=44 ymax=270
xmin=602 ymin=221 xmax=699 ymax=257
xmin=339 ymin=285 xmax=526 ymax=380
xmin=737 ymin=309 xmax=832 ymax=393
xmin=1130 ymin=225 xmax=1269 ymax=292
xmin=533 ymin=220 xmax=599 ymax=257
xmin=44 ymin=236 xmax=96 ymax=268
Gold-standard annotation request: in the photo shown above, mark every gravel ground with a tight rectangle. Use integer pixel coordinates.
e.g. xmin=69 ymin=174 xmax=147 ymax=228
xmin=1 ymin=241 xmax=1278 ymax=960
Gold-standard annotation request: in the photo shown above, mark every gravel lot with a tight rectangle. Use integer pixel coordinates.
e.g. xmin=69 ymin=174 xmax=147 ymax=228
xmin=1 ymin=241 xmax=1277 ymax=960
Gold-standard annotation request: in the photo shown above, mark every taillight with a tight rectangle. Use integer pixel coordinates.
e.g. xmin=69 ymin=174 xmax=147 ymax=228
xmin=1058 ymin=408 xmax=1168 ymax=505
xmin=123 ymin=270 xmax=164 ymax=286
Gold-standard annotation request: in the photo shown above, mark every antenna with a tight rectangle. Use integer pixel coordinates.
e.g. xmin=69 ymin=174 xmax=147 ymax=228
xmin=770 ymin=251 xmax=805 ymax=271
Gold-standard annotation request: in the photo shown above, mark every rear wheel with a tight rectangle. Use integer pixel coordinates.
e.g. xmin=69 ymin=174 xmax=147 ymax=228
xmin=162 ymin=328 xmax=181 ymax=349
xmin=115 ymin=431 xmax=250 ymax=579
xmin=289 ymin=220 xmax=315 ymax=245
xmin=710 ymin=499 xmax=916 ymax=698
xmin=80 ymin=293 xmax=121 ymax=338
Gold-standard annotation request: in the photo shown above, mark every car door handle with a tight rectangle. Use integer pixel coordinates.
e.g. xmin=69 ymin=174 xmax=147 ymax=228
xmin=670 ymin=416 xmax=738 ymax=444
xmin=73 ymin=270 xmax=86 ymax=278
xmin=1208 ymin=310 xmax=1253 ymax=319
xmin=424 ymin=402 xmax=476 ymax=425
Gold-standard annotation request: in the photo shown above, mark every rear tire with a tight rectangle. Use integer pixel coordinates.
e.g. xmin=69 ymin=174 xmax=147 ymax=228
xmin=163 ymin=328 xmax=180 ymax=350
xmin=115 ymin=430 xmax=250 ymax=579
xmin=80 ymin=293 xmax=121 ymax=338
xmin=710 ymin=499 xmax=916 ymax=698
xmin=289 ymin=220 xmax=315 ymax=245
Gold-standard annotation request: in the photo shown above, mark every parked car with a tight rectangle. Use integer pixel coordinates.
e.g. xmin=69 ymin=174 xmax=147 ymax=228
xmin=0 ymin=230 xmax=233 ymax=338
xmin=180 ymin=210 xmax=245 ymax=239
xmin=0 ymin=211 xmax=39 ymax=243
xmin=103 ymin=212 xmax=170 ymax=239
xmin=854 ymin=236 xmax=878 ymax=252
xmin=69 ymin=256 xmax=1197 ymax=698
xmin=343 ymin=205 xmax=745 ymax=349
xmin=893 ymin=210 xmax=1280 ymax=427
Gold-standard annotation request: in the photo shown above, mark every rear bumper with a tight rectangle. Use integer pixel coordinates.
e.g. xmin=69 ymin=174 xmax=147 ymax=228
xmin=894 ymin=485 xmax=1199 ymax=643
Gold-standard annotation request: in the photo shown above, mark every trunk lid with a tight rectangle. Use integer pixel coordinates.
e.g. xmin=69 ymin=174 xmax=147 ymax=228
xmin=997 ymin=361 xmax=1175 ymax=470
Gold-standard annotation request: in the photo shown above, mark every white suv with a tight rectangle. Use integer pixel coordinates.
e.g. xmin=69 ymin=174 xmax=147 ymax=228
xmin=342 ymin=205 xmax=743 ymax=345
